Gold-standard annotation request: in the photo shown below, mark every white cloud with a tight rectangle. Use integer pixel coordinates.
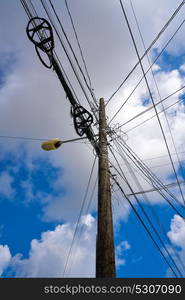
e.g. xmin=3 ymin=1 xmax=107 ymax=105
xmin=180 ymin=63 xmax=185 ymax=72
xmin=167 ymin=215 xmax=185 ymax=249
xmin=116 ymin=240 xmax=131 ymax=255
xmin=21 ymin=179 xmax=34 ymax=204
xmin=152 ymin=64 xmax=161 ymax=72
xmin=10 ymin=215 xmax=96 ymax=277
xmin=81 ymin=214 xmax=95 ymax=228
xmin=0 ymin=0 xmax=184 ymax=231
xmin=0 ymin=172 xmax=15 ymax=199
xmin=116 ymin=240 xmax=131 ymax=268
xmin=0 ymin=245 xmax=12 ymax=276
xmin=167 ymin=214 xmax=185 ymax=277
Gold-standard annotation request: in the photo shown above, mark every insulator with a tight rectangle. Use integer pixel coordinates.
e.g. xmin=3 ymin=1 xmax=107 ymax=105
xmin=26 ymin=17 xmax=54 ymax=53
xmin=72 ymin=105 xmax=93 ymax=137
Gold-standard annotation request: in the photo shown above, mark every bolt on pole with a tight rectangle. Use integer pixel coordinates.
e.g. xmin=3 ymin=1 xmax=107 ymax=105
xmin=96 ymin=98 xmax=116 ymax=278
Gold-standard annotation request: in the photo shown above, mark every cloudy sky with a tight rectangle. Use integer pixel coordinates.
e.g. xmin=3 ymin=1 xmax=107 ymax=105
xmin=0 ymin=0 xmax=185 ymax=278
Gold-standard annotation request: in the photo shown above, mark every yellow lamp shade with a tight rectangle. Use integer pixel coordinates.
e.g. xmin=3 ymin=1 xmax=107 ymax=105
xmin=41 ymin=138 xmax=62 ymax=151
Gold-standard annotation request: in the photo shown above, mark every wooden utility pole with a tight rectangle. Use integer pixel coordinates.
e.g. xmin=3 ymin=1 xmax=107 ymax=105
xmin=96 ymin=98 xmax=116 ymax=278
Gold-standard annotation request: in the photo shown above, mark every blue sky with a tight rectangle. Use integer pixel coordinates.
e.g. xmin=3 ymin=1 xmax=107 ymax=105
xmin=0 ymin=0 xmax=185 ymax=278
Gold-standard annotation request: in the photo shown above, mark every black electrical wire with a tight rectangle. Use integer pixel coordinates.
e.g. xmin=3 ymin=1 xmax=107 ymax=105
xmin=120 ymin=139 xmax=185 ymax=211
xmin=117 ymin=85 xmax=185 ymax=130
xmin=113 ymin=140 xmax=185 ymax=276
xmin=111 ymin=177 xmax=180 ymax=278
xmin=67 ymin=176 xmax=98 ymax=276
xmin=29 ymin=0 xmax=38 ymax=16
xmin=117 ymin=138 xmax=185 ymax=212
xmin=108 ymin=19 xmax=185 ymax=124
xmin=107 ymin=0 xmax=185 ymax=106
xmin=115 ymin=139 xmax=185 ymax=271
xmin=64 ymin=0 xmax=97 ymax=107
xmin=144 ymin=151 xmax=185 ymax=162
xmin=54 ymin=51 xmax=81 ymax=105
xmin=109 ymin=152 xmax=183 ymax=278
xmin=126 ymin=181 xmax=185 ymax=197
xmin=119 ymin=0 xmax=185 ymax=206
xmin=109 ymin=155 xmax=180 ymax=278
xmin=125 ymin=97 xmax=184 ymax=134
xmin=24 ymin=0 xmax=99 ymax=148
xmin=20 ymin=0 xmax=33 ymax=19
xmin=48 ymin=0 xmax=97 ymax=107
xmin=40 ymin=0 xmax=98 ymax=121
xmin=0 ymin=135 xmax=47 ymax=141
xmin=112 ymin=140 xmax=185 ymax=201
xmin=20 ymin=0 xmax=81 ymax=105
xmin=115 ymin=139 xmax=184 ymax=213
xmin=62 ymin=155 xmax=97 ymax=277
xmin=130 ymin=0 xmax=185 ymax=205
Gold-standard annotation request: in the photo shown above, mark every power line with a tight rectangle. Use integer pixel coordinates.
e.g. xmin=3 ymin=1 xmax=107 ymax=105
xmin=119 ymin=0 xmax=185 ymax=206
xmin=125 ymin=97 xmax=184 ymax=134
xmin=113 ymin=140 xmax=185 ymax=276
xmin=64 ymin=0 xmax=97 ymax=107
xmin=126 ymin=181 xmax=185 ymax=197
xmin=0 ymin=135 xmax=47 ymax=141
xmin=144 ymin=151 xmax=185 ymax=162
xmin=108 ymin=18 xmax=185 ymax=125
xmin=62 ymin=155 xmax=97 ymax=277
xmin=40 ymin=0 xmax=98 ymax=121
xmin=48 ymin=0 xmax=97 ymax=109
xmin=109 ymin=152 xmax=181 ymax=278
xmin=130 ymin=0 xmax=185 ymax=205
xmin=107 ymin=0 xmax=185 ymax=106
xmin=117 ymin=138 xmax=185 ymax=213
xmin=67 ymin=176 xmax=98 ymax=276
xmin=113 ymin=140 xmax=185 ymax=192
xmin=117 ymin=85 xmax=185 ymax=130
xmin=20 ymin=0 xmax=81 ymax=105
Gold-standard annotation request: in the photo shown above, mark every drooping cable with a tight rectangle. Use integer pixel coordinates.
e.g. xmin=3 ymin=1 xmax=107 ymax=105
xmin=64 ymin=0 xmax=97 ymax=107
xmin=108 ymin=19 xmax=185 ymax=124
xmin=118 ymin=137 xmax=185 ymax=212
xmin=109 ymin=152 xmax=180 ymax=277
xmin=40 ymin=0 xmax=98 ymax=121
xmin=117 ymin=85 xmax=185 ymax=130
xmin=130 ymin=0 xmax=185 ymax=205
xmin=48 ymin=0 xmax=97 ymax=109
xmin=125 ymin=97 xmax=184 ymax=134
xmin=107 ymin=0 xmax=185 ymax=106
xmin=119 ymin=0 xmax=185 ymax=206
xmin=20 ymin=0 xmax=81 ymax=105
xmin=67 ymin=176 xmax=98 ymax=276
xmin=113 ymin=140 xmax=185 ymax=274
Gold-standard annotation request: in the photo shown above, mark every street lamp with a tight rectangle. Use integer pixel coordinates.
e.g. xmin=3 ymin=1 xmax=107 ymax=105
xmin=41 ymin=136 xmax=92 ymax=151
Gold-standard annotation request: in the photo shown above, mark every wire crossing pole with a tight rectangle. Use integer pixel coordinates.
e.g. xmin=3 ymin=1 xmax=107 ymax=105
xmin=96 ymin=98 xmax=116 ymax=278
